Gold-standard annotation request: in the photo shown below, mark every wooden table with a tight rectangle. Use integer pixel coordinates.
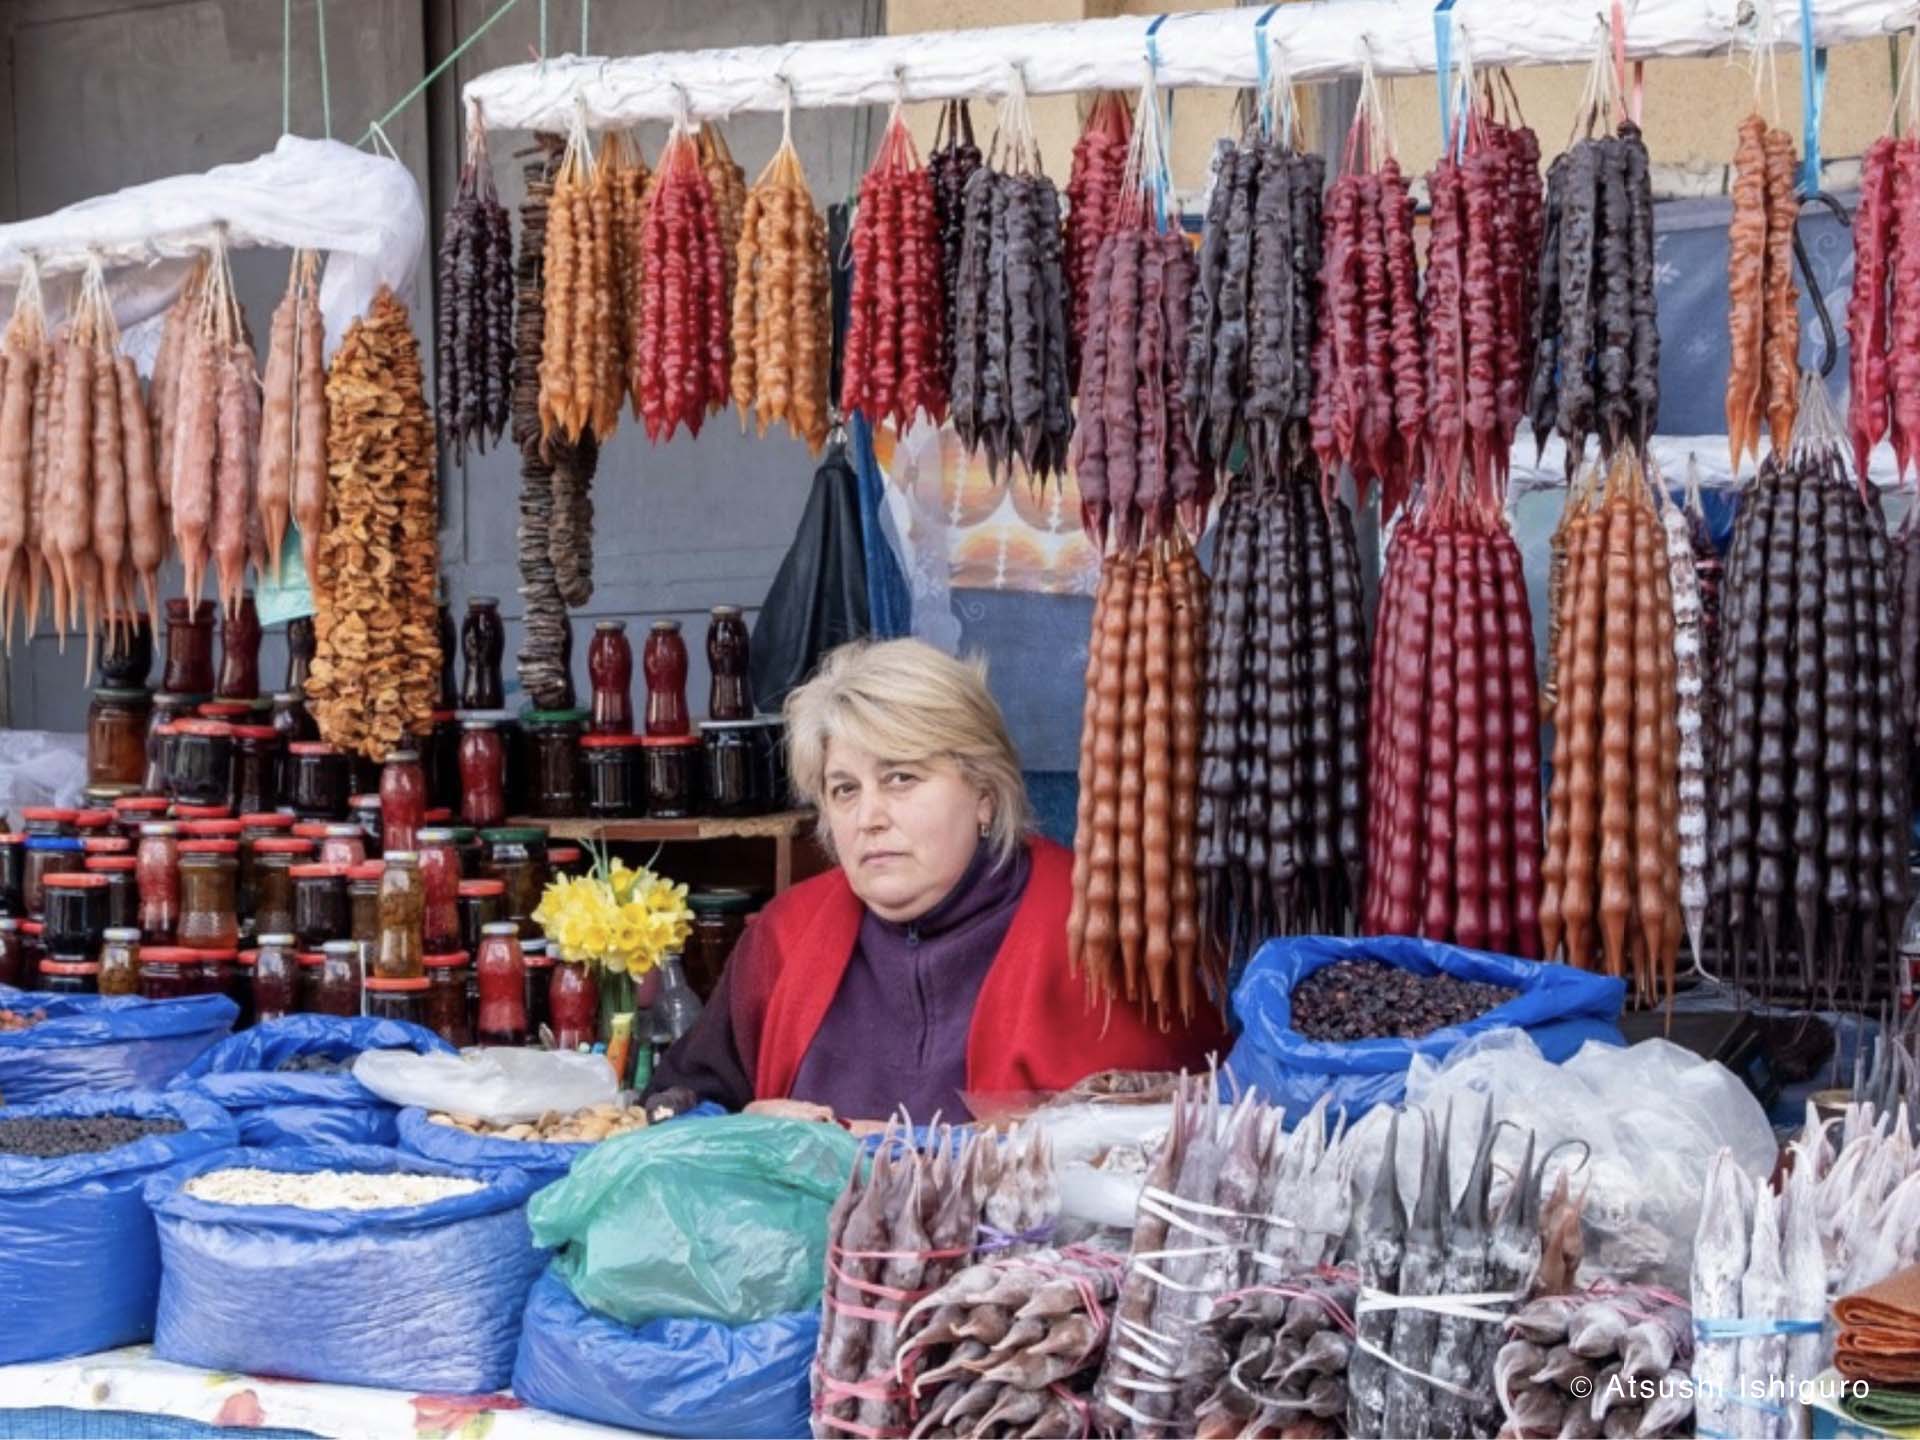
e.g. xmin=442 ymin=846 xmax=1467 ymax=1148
xmin=510 ymin=809 xmax=821 ymax=893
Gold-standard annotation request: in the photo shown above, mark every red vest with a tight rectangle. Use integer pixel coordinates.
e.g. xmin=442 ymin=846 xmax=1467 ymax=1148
xmin=736 ymin=836 xmax=1224 ymax=1105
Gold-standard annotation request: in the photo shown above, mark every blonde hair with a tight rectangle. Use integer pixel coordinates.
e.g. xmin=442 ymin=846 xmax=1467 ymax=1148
xmin=783 ymin=639 xmax=1032 ymax=866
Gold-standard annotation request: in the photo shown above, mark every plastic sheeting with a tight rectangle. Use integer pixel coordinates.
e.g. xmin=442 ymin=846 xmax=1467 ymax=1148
xmin=146 ymin=1143 xmax=548 ymax=1394
xmin=512 ymin=1268 xmax=817 ymax=1439
xmin=0 ymin=1091 xmax=236 ymax=1366
xmin=1223 ymin=934 xmax=1626 ymax=1119
xmin=168 ymin=1015 xmax=453 ymax=1148
xmin=352 ymin=1046 xmax=617 ymax=1125
xmin=0 ymin=992 xmax=236 ymax=1105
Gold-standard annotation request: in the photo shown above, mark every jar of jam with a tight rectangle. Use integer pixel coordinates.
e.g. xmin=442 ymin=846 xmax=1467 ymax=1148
xmin=177 ymin=840 xmax=240 ymax=950
xmin=88 ymin=688 xmax=155 ymax=788
xmin=170 ymin=721 xmax=234 ymax=807
xmin=21 ymin=808 xmax=78 ymax=838
xmin=547 ymin=844 xmax=587 ymax=879
xmin=137 ymin=823 xmax=180 ymax=943
xmin=192 ymin=948 xmax=237 ymax=1000
xmin=291 ymin=864 xmax=350 ymax=950
xmin=426 ymin=712 xmax=461 ymax=814
xmin=111 ymin=797 xmax=168 ymax=846
xmin=580 ymin=735 xmax=644 ymax=818
xmin=237 ymin=816 xmax=301 ymax=915
xmin=686 ymin=887 xmax=759 ymax=1002
xmin=95 ymin=928 xmax=140 ymax=996
xmin=700 ymin=720 xmax=768 ymax=817
xmin=100 ymin=612 xmax=155 ymax=688
xmin=461 ymin=597 xmax=506 ymax=710
xmin=523 ymin=939 xmax=553 ymax=1040
xmin=366 ymin=975 xmax=429 ymax=1026
xmin=380 ymin=750 xmax=428 ymax=854
xmin=349 ymin=794 xmax=384 ymax=857
xmin=84 ymin=856 xmax=140 ymax=932
xmin=0 ymin=917 xmax=20 ymax=987
xmin=251 ymin=935 xmax=299 ymax=1023
xmin=475 ymin=923 xmax=527 ymax=1045
xmin=296 ymin=951 xmax=325 ymax=1012
xmin=549 ymin=959 xmax=598 ymax=1051
xmin=163 ymin=598 xmax=216 ymax=695
xmin=39 ymin=960 xmax=99 ymax=995
xmin=525 ymin=710 xmax=587 ymax=818
xmin=217 ymin=593 xmax=262 ymax=700
xmin=43 ymin=873 xmax=107 ymax=960
xmin=481 ymin=828 xmax=548 ymax=938
xmin=145 ymin=695 xmax=204 ymax=794
xmin=457 ymin=720 xmax=508 ymax=828
xmin=18 ymin=920 xmax=43 ymax=988
xmin=24 ymin=837 xmax=85 ymax=919
xmin=287 ymin=742 xmax=349 ymax=819
xmin=457 ymin=878 xmax=506 ymax=957
xmin=315 ymin=941 xmax=362 ymax=1016
xmin=643 ymin=619 xmax=691 ymax=737
xmin=424 ymin=951 xmax=472 ymax=1047
xmin=706 ymin=605 xmax=754 ymax=721
xmin=644 ymin=735 xmax=702 ymax=819
xmin=138 ymin=946 xmax=196 ymax=1000
xmin=587 ymin=621 xmax=634 ymax=736
xmin=0 ymin=834 xmax=24 ymax=916
xmin=416 ymin=829 xmax=462 ymax=953
xmin=319 ymin=824 xmax=367 ymax=870
xmin=270 ymin=690 xmax=316 ymax=784
xmin=376 ymin=852 xmax=424 ymax=980
xmin=228 ymin=726 xmax=283 ymax=816
xmin=252 ymin=841 xmax=312 ymax=937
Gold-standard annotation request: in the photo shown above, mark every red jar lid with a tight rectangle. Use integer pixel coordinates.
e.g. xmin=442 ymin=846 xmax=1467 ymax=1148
xmin=231 ymin=725 xmax=281 ymax=741
xmin=199 ymin=702 xmax=252 ymax=719
xmin=289 ymin=864 xmax=349 ymax=880
xmin=297 ymin=952 xmax=327 ymax=967
xmin=524 ymin=952 xmax=554 ymax=969
xmin=73 ymin=810 xmax=115 ymax=830
xmin=137 ymin=946 xmax=198 ymax=963
xmin=83 ymin=836 xmax=133 ymax=853
xmin=18 ymin=920 xmax=42 ymax=937
xmin=424 ymin=807 xmax=454 ymax=824
xmin=39 ymin=960 xmax=101 ymax=976
xmin=42 ymin=873 xmax=109 ymax=889
xmin=175 ymin=804 xmax=234 ymax=821
xmin=457 ymin=879 xmax=506 ymax=898
xmin=179 ymin=840 xmax=241 ymax=855
xmin=151 ymin=723 xmax=180 ymax=738
xmin=84 ymin=857 xmax=137 ymax=873
xmin=176 ymin=719 xmax=234 ymax=737
xmin=347 ymin=861 xmax=386 ymax=882
xmin=184 ymin=947 xmax=239 ymax=961
xmin=293 ymin=822 xmax=332 ymax=840
xmin=21 ymin=808 xmax=78 ymax=823
xmin=548 ymin=846 xmax=584 ymax=863
xmin=254 ymin=837 xmax=318 ymax=855
xmin=431 ymin=710 xmax=457 ymax=724
xmin=640 ymin=734 xmax=701 ymax=749
xmin=424 ymin=951 xmax=470 ymax=969
xmin=366 ymin=976 xmax=431 ymax=992
xmin=114 ymin=797 xmax=172 ymax=814
xmin=350 ymin=793 xmax=381 ymax=808
xmin=235 ymin=950 xmax=259 ymax=966
xmin=183 ymin=819 xmax=246 ymax=838
xmin=288 ymin=742 xmax=341 ymax=757
xmin=580 ymin=735 xmax=646 ymax=749
xmin=238 ymin=812 xmax=297 ymax=829
xmin=0 ymin=833 xmax=23 ymax=843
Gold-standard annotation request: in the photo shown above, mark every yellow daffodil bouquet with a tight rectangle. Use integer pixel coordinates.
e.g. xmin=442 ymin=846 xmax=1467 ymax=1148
xmin=531 ymin=844 xmax=693 ymax=979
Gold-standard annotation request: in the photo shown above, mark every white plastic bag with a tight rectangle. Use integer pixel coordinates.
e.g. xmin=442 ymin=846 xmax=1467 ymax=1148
xmin=1025 ymin=1102 xmax=1177 ymax=1233
xmin=352 ymin=1047 xmax=617 ymax=1125
xmin=0 ymin=730 xmax=88 ymax=813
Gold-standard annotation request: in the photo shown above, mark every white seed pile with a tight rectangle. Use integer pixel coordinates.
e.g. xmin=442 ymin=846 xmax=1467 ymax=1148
xmin=183 ymin=1168 xmax=485 ymax=1211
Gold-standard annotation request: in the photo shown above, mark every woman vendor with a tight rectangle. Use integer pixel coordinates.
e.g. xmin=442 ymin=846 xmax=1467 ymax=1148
xmin=650 ymin=639 xmax=1221 ymax=1121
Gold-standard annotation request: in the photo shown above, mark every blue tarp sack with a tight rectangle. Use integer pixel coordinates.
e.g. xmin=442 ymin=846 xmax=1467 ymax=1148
xmin=0 ymin=1090 xmax=236 ymax=1364
xmin=169 ymin=1014 xmax=453 ymax=1147
xmin=146 ymin=1143 xmax=548 ymax=1393
xmin=512 ymin=1268 xmax=816 ymax=1438
xmin=1224 ymin=934 xmax=1626 ymax=1118
xmin=0 ymin=990 xmax=235 ymax=1104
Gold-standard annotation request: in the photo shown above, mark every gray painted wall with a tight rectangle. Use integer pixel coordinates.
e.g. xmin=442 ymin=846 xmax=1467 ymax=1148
xmin=2 ymin=0 xmax=884 ymax=732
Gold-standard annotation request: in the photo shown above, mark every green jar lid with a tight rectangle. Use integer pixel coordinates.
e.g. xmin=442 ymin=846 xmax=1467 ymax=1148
xmin=481 ymin=826 xmax=548 ymax=844
xmin=92 ymin=687 xmax=155 ymax=703
xmin=523 ymin=708 xmax=590 ymax=726
xmin=688 ymin=887 xmax=763 ymax=916
xmin=445 ymin=826 xmax=479 ymax=843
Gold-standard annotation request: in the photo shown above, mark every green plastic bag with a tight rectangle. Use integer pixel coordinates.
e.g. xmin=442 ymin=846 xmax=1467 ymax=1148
xmin=529 ymin=1115 xmax=858 ymax=1327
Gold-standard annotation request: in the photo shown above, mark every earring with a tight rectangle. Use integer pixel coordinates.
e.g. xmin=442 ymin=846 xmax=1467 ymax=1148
xmin=979 ymin=820 xmax=990 ymax=838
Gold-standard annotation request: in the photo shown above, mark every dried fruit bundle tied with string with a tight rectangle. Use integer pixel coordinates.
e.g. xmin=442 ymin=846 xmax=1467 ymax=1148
xmin=697 ymin=124 xmax=747 ymax=322
xmin=632 ymin=119 xmax=731 ymax=443
xmin=435 ymin=113 xmax=514 ymax=463
xmin=841 ymin=105 xmax=948 ymax=433
xmin=1064 ymin=92 xmax=1131 ymax=390
xmin=729 ymin=117 xmax=833 ymax=455
xmin=306 ymin=287 xmax=441 ymax=760
xmin=256 ymin=250 xmax=329 ymax=590
xmin=0 ymin=267 xmax=53 ymax=647
xmin=812 ymin=1124 xmax=1058 ymax=1439
xmin=947 ymin=78 xmax=1074 ymax=482
xmin=1066 ymin=538 xmax=1211 ymax=1033
xmin=1707 ymin=376 xmax=1911 ymax=1007
xmin=539 ymin=115 xmax=625 ymax=444
xmin=1725 ymin=104 xmax=1802 ymax=475
xmin=928 ymin=100 xmax=983 ymax=390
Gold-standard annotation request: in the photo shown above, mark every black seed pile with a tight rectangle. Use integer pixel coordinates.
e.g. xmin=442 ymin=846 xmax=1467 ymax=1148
xmin=0 ymin=1115 xmax=183 ymax=1159
xmin=1289 ymin=960 xmax=1517 ymax=1042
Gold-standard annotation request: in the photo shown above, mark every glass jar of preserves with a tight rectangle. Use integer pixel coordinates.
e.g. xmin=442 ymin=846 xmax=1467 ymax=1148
xmin=97 ymin=928 xmax=141 ymax=996
xmin=458 ymin=721 xmax=507 ymax=828
xmin=251 ymin=841 xmax=311 ymax=937
xmin=315 ymin=941 xmax=362 ymax=1016
xmin=180 ymin=818 xmax=244 ymax=842
xmin=416 ymin=829 xmax=462 ymax=954
xmin=291 ymin=864 xmax=350 ymax=950
xmin=163 ymin=598 xmax=216 ymax=696
xmin=379 ymin=750 xmax=428 ymax=854
xmin=88 ymin=688 xmax=155 ymax=788
xmin=170 ymin=721 xmax=234 ymax=807
xmin=270 ymin=690 xmax=317 ymax=790
xmin=349 ymin=794 xmax=384 ymax=857
xmin=251 ymin=935 xmax=299 ymax=1023
xmin=547 ymin=844 xmax=587 ymax=879
xmin=457 ymin=878 xmax=505 ymax=957
xmin=112 ymin=796 xmax=170 ymax=846
xmin=644 ymin=735 xmax=702 ymax=819
xmin=686 ymin=887 xmax=759 ymax=1002
xmin=700 ymin=720 xmax=768 ymax=817
xmin=177 ymin=840 xmax=240 ymax=950
xmin=348 ymin=860 xmax=385 ymax=939
xmin=587 ymin=621 xmax=634 ymax=736
xmin=366 ymin=976 xmax=429 ymax=1026
xmin=229 ymin=726 xmax=283 ymax=816
xmin=24 ymin=837 xmax=85 ymax=919
xmin=284 ymin=616 xmax=316 ymax=694
xmin=145 ymin=695 xmax=203 ymax=794
xmin=549 ymin=959 xmax=598 ymax=1051
xmin=296 ymin=951 xmax=325 ymax=1012
xmin=481 ymin=828 xmax=548 ymax=938
xmin=444 ymin=826 xmax=483 ymax=879
xmin=237 ymin=818 xmax=301 ymax=921
xmin=0 ymin=834 xmax=24 ymax=916
xmin=580 ymin=735 xmax=644 ymax=818
xmin=287 ymin=742 xmax=350 ymax=820
xmin=100 ymin=612 xmax=155 ymax=688
xmin=137 ymin=823 xmax=180 ymax=943
xmin=0 ymin=917 xmax=19 ymax=988
xmin=21 ymin=808 xmax=78 ymax=838
xmin=217 ymin=593 xmax=262 ymax=700
xmin=84 ymin=856 xmax=140 ymax=933
xmin=376 ymin=852 xmax=424 ymax=980
xmin=18 ymin=920 xmax=42 ymax=989
xmin=461 ymin=597 xmax=506 ymax=709
xmin=523 ymin=940 xmax=553 ymax=1041
xmin=192 ymin=948 xmax=237 ymax=1000
xmin=425 ymin=711 xmax=461 ymax=814
xmin=319 ymin=824 xmax=367 ymax=870
xmin=706 ymin=605 xmax=754 ymax=721
xmin=643 ymin=619 xmax=691 ymax=737
xmin=39 ymin=960 xmax=99 ymax=995
xmin=424 ymin=951 xmax=472 ymax=1047
xmin=524 ymin=710 xmax=587 ymax=818
xmin=138 ymin=946 xmax=197 ymax=1001
xmin=43 ymin=873 xmax=108 ymax=960
xmin=475 ymin=923 xmax=527 ymax=1045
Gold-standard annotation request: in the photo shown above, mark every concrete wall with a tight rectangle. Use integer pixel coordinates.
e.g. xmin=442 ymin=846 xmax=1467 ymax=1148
xmin=1 ymin=0 xmax=883 ymax=733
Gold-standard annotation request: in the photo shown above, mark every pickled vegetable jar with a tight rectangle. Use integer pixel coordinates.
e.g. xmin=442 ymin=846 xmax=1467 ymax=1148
xmin=137 ymin=823 xmax=181 ymax=943
xmin=416 ymin=829 xmax=462 ymax=953
xmin=474 ymin=922 xmax=527 ymax=1045
xmin=424 ymin=951 xmax=472 ymax=1047
xmin=480 ymin=828 xmax=548 ymax=938
xmin=287 ymin=742 xmax=350 ymax=820
xmin=380 ymin=749 xmax=427 ymax=854
xmin=549 ymin=959 xmax=598 ymax=1051
xmin=291 ymin=864 xmax=350 ymax=950
xmin=366 ymin=976 xmax=429 ymax=1027
xmin=84 ymin=856 xmax=140 ymax=932
xmin=525 ymin=710 xmax=586 ymax=818
xmin=376 ymin=852 xmax=425 ymax=980
xmin=643 ymin=735 xmax=702 ymax=819
xmin=88 ymin=688 xmax=154 ymax=788
xmin=43 ymin=873 xmax=108 ymax=959
xmin=177 ymin=841 xmax=240 ymax=950
xmin=229 ymin=726 xmax=283 ymax=816
xmin=251 ymin=935 xmax=299 ymax=1023
xmin=170 ymin=721 xmax=234 ymax=807
xmin=580 ymin=735 xmax=644 ymax=818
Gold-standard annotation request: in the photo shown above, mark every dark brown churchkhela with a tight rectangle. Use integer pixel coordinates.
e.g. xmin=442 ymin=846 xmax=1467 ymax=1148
xmin=435 ymin=115 xmax=514 ymax=464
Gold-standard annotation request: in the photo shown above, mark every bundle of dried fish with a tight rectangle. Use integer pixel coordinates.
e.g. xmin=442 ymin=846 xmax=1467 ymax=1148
xmin=1180 ymin=1266 xmax=1358 ymax=1440
xmin=1497 ymin=1282 xmax=1694 ymax=1438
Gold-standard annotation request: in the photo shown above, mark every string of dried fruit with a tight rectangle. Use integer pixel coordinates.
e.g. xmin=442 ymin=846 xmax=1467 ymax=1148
xmin=255 ymin=250 xmax=328 ymax=592
xmin=728 ymin=125 xmax=832 ymax=453
xmin=1710 ymin=378 xmax=1911 ymax=1004
xmin=513 ymin=138 xmax=574 ymax=709
xmin=306 ymin=287 xmax=439 ymax=761
xmin=929 ymin=100 xmax=982 ymax=388
xmin=1065 ymin=91 xmax=1132 ymax=391
xmin=0 ymin=270 xmax=45 ymax=645
xmin=1849 ymin=135 xmax=1901 ymax=481
xmin=1664 ymin=499 xmax=1711 ymax=973
xmin=435 ymin=115 xmax=513 ymax=463
xmin=1726 ymin=113 xmax=1802 ymax=474
xmin=841 ymin=104 xmax=947 ymax=433
xmin=549 ymin=429 xmax=597 ymax=610
xmin=696 ymin=124 xmax=747 ymax=323
xmin=632 ymin=119 xmax=730 ymax=443
xmin=604 ymin=128 xmax=651 ymax=424
xmin=538 ymin=114 xmax=622 ymax=444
